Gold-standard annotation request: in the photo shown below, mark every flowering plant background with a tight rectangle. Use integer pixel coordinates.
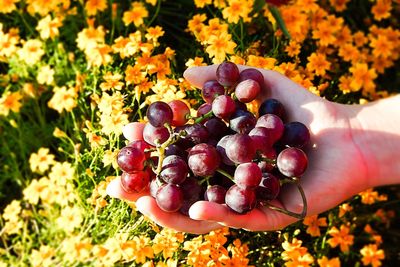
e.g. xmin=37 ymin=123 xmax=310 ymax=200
xmin=0 ymin=0 xmax=399 ymax=266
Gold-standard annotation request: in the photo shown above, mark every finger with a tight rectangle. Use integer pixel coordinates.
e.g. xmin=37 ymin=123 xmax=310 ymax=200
xmin=136 ymin=196 xmax=223 ymax=234
xmin=106 ymin=177 xmax=149 ymax=202
xmin=189 ymin=200 xmax=298 ymax=231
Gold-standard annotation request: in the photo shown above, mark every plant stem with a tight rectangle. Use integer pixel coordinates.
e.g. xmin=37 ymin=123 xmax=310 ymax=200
xmin=268 ymin=5 xmax=291 ymax=40
xmin=216 ymin=168 xmax=234 ymax=182
xmin=194 ymin=110 xmax=214 ymax=124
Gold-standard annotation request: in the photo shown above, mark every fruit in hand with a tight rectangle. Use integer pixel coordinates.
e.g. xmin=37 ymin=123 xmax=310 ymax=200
xmin=115 ymin=62 xmax=311 ymax=218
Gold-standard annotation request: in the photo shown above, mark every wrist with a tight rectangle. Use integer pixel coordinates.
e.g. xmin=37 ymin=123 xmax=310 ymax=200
xmin=345 ymin=96 xmax=400 ymax=188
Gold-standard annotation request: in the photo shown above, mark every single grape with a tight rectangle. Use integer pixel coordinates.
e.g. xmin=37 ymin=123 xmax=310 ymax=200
xmin=160 ymin=155 xmax=188 ymax=184
xmin=204 ymin=185 xmax=227 ymax=204
xmin=234 ymin=79 xmax=261 ymax=103
xmin=127 ymin=140 xmax=152 ymax=158
xmin=226 ymin=134 xmax=256 ymax=164
xmin=216 ymin=135 xmax=235 ymax=166
xmin=239 ymin=68 xmax=264 ymax=86
xmin=123 ymin=122 xmax=146 ymax=141
xmin=188 ymin=143 xmax=221 ymax=177
xmin=256 ymin=173 xmax=280 ymax=201
xmin=156 ymin=184 xmax=184 ymax=212
xmin=183 ymin=123 xmax=210 ymax=144
xmin=257 ymin=148 xmax=277 ymax=172
xmin=234 ymin=100 xmax=248 ymax=112
xmin=197 ymin=103 xmax=212 ymax=117
xmin=234 ymin=162 xmax=263 ymax=189
xmin=229 ymin=109 xmax=257 ymax=134
xmin=256 ymin=114 xmax=284 ymax=144
xmin=143 ymin=122 xmax=170 ymax=146
xmin=225 ymin=185 xmax=256 ymax=214
xmin=204 ymin=117 xmax=229 ymax=141
xmin=202 ymin=80 xmax=225 ymax=103
xmin=165 ymin=144 xmax=188 ymax=160
xmin=259 ymin=98 xmax=286 ymax=120
xmin=179 ymin=176 xmax=203 ymax=215
xmin=147 ymin=101 xmax=173 ymax=127
xmin=216 ymin=62 xmax=240 ymax=87
xmin=277 ymin=147 xmax=308 ymax=177
xmin=212 ymin=95 xmax=236 ymax=120
xmin=249 ymin=127 xmax=273 ymax=151
xmin=280 ymin=121 xmax=310 ymax=148
xmin=117 ymin=146 xmax=146 ymax=173
xmin=120 ymin=170 xmax=150 ymax=193
xmin=150 ymin=178 xmax=164 ymax=198
xmin=168 ymin=100 xmax=190 ymax=126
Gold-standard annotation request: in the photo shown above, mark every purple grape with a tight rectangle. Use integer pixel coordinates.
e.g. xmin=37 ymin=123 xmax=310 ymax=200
xmin=188 ymin=143 xmax=221 ymax=177
xmin=179 ymin=176 xmax=203 ymax=215
xmin=165 ymin=144 xmax=188 ymax=159
xmin=234 ymin=79 xmax=261 ymax=103
xmin=277 ymin=147 xmax=308 ymax=177
xmin=256 ymin=114 xmax=284 ymax=144
xmin=239 ymin=68 xmax=264 ymax=86
xmin=249 ymin=127 xmax=273 ymax=151
xmin=216 ymin=62 xmax=240 ymax=87
xmin=229 ymin=109 xmax=257 ymax=134
xmin=212 ymin=95 xmax=236 ymax=120
xmin=150 ymin=178 xmax=164 ymax=198
xmin=147 ymin=101 xmax=173 ymax=127
xmin=205 ymin=185 xmax=227 ymax=204
xmin=234 ymin=162 xmax=262 ymax=189
xmin=183 ymin=123 xmax=210 ymax=144
xmin=204 ymin=117 xmax=229 ymax=141
xmin=257 ymin=148 xmax=277 ymax=172
xmin=259 ymin=98 xmax=286 ymax=120
xmin=160 ymin=155 xmax=188 ymax=184
xmin=280 ymin=121 xmax=310 ymax=148
xmin=202 ymin=80 xmax=225 ymax=103
xmin=117 ymin=146 xmax=146 ymax=173
xmin=120 ymin=170 xmax=150 ymax=193
xmin=226 ymin=134 xmax=256 ymax=164
xmin=156 ymin=184 xmax=184 ymax=212
xmin=256 ymin=173 xmax=280 ymax=201
xmin=197 ymin=103 xmax=212 ymax=117
xmin=225 ymin=185 xmax=256 ymax=214
xmin=216 ymin=135 xmax=235 ymax=166
xmin=143 ymin=123 xmax=170 ymax=146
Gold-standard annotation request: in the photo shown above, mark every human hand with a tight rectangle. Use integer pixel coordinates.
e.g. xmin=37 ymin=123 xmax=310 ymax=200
xmin=107 ymin=64 xmax=370 ymax=233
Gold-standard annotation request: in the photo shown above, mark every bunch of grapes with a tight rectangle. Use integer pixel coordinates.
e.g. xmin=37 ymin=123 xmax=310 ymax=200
xmin=116 ymin=62 xmax=310 ymax=217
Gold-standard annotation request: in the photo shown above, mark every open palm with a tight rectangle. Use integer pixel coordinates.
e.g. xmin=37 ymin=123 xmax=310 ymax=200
xmin=107 ymin=65 xmax=369 ymax=233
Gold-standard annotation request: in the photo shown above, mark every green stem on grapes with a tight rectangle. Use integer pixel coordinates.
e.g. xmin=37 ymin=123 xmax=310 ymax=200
xmin=263 ymin=177 xmax=307 ymax=220
xmin=216 ymin=168 xmax=235 ymax=182
xmin=194 ymin=110 xmax=214 ymax=124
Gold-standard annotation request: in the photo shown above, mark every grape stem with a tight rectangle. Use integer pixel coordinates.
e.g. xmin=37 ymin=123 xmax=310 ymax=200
xmin=193 ymin=110 xmax=214 ymax=124
xmin=216 ymin=168 xmax=235 ymax=182
xmin=263 ymin=177 xmax=307 ymax=220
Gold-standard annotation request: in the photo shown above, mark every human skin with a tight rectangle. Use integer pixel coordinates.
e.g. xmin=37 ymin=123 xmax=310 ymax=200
xmin=107 ymin=65 xmax=400 ymax=234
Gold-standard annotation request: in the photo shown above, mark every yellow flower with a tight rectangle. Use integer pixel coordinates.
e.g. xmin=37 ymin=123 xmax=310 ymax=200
xmin=102 ymin=149 xmax=119 ymax=169
xmin=29 ymin=245 xmax=55 ymax=267
xmin=85 ymin=43 xmax=113 ymax=67
xmin=47 ymin=86 xmax=78 ymax=113
xmin=37 ymin=65 xmax=55 ymax=85
xmin=76 ymin=22 xmax=105 ymax=52
xmin=338 ymin=44 xmax=359 ymax=62
xmin=282 ymin=237 xmax=308 ymax=261
xmin=2 ymin=200 xmax=21 ymax=222
xmin=222 ymin=0 xmax=253 ymax=24
xmin=125 ymin=64 xmax=147 ymax=85
xmin=48 ymin=161 xmax=75 ymax=186
xmin=152 ymin=229 xmax=184 ymax=259
xmin=123 ymin=2 xmax=149 ymax=27
xmin=29 ymin=147 xmax=55 ymax=173
xmin=0 ymin=24 xmax=19 ymax=59
xmin=61 ymin=236 xmax=93 ymax=264
xmin=247 ymin=55 xmax=276 ymax=69
xmin=317 ymin=256 xmax=341 ymax=267
xmin=23 ymin=177 xmax=49 ymax=204
xmin=360 ymin=244 xmax=385 ymax=267
xmin=194 ymin=0 xmax=212 ymax=8
xmin=306 ymin=52 xmax=331 ymax=77
xmin=100 ymin=71 xmax=124 ymax=91
xmin=303 ymin=215 xmax=328 ymax=237
xmin=0 ymin=0 xmax=19 ymax=13
xmin=36 ymin=15 xmax=62 ymax=40
xmin=327 ymin=224 xmax=354 ymax=253
xmin=85 ymin=0 xmax=108 ymax=16
xmin=121 ymin=236 xmax=154 ymax=264
xmin=371 ymin=0 xmax=392 ymax=21
xmin=0 ymin=90 xmax=23 ymax=116
xmin=205 ymin=31 xmax=237 ymax=63
xmin=17 ymin=39 xmax=45 ymax=66
xmin=187 ymin=14 xmax=207 ymax=35
xmin=56 ymin=205 xmax=84 ymax=233
xmin=185 ymin=57 xmax=207 ymax=68
xmin=145 ymin=26 xmax=165 ymax=43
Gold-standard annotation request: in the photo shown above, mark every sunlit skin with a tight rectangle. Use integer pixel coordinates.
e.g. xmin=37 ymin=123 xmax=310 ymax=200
xmin=107 ymin=64 xmax=400 ymax=234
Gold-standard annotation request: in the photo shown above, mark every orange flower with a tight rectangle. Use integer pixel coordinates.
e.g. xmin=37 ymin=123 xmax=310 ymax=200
xmin=317 ymin=256 xmax=341 ymax=267
xmin=145 ymin=26 xmax=164 ymax=42
xmin=370 ymin=35 xmax=393 ymax=58
xmin=327 ymin=224 xmax=354 ymax=253
xmin=329 ymin=0 xmax=350 ymax=12
xmin=285 ymin=40 xmax=301 ymax=57
xmin=222 ymin=0 xmax=253 ymax=24
xmin=358 ymin=188 xmax=387 ymax=205
xmin=0 ymin=0 xmax=19 ymax=13
xmin=338 ymin=203 xmax=353 ymax=217
xmin=85 ymin=0 xmax=108 ymax=16
xmin=306 ymin=52 xmax=331 ymax=76
xmin=360 ymin=244 xmax=385 ymax=267
xmin=338 ymin=44 xmax=359 ymax=62
xmin=303 ymin=215 xmax=328 ymax=237
xmin=185 ymin=57 xmax=207 ymax=68
xmin=312 ymin=21 xmax=336 ymax=46
xmin=371 ymin=0 xmax=392 ymax=21
xmin=187 ymin=14 xmax=207 ymax=35
xmin=125 ymin=64 xmax=147 ymax=85
xmin=349 ymin=63 xmax=377 ymax=94
xmin=123 ymin=2 xmax=148 ymax=27
xmin=247 ymin=55 xmax=276 ymax=69
xmin=205 ymin=31 xmax=236 ymax=63
xmin=100 ymin=72 xmax=124 ymax=91
xmin=0 ymin=90 xmax=23 ymax=116
xmin=194 ymin=0 xmax=212 ymax=8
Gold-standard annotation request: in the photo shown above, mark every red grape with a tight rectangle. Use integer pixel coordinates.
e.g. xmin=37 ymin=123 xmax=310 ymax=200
xmin=126 ymin=140 xmax=152 ymax=158
xmin=204 ymin=185 xmax=227 ymax=204
xmin=156 ymin=184 xmax=184 ymax=212
xmin=188 ymin=143 xmax=221 ymax=177
xmin=234 ymin=162 xmax=262 ymax=189
xmin=123 ymin=122 xmax=145 ymax=141
xmin=197 ymin=103 xmax=212 ymax=117
xmin=117 ymin=146 xmax=146 ymax=173
xmin=225 ymin=185 xmax=256 ymax=214
xmin=216 ymin=62 xmax=240 ymax=87
xmin=239 ymin=68 xmax=264 ymax=86
xmin=143 ymin=122 xmax=170 ymax=146
xmin=259 ymin=98 xmax=286 ymax=120
xmin=229 ymin=109 xmax=257 ymax=134
xmin=256 ymin=173 xmax=280 ymax=201
xmin=235 ymin=79 xmax=261 ymax=103
xmin=168 ymin=100 xmax=190 ymax=126
xmin=216 ymin=135 xmax=235 ymax=166
xmin=202 ymin=80 xmax=225 ymax=103
xmin=256 ymin=114 xmax=284 ymax=144
xmin=147 ymin=101 xmax=173 ymax=127
xmin=183 ymin=123 xmax=210 ymax=144
xmin=160 ymin=155 xmax=188 ymax=184
xmin=120 ymin=170 xmax=150 ymax=193
xmin=212 ymin=95 xmax=236 ymax=120
xmin=277 ymin=147 xmax=308 ymax=177
xmin=226 ymin=134 xmax=256 ymax=164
